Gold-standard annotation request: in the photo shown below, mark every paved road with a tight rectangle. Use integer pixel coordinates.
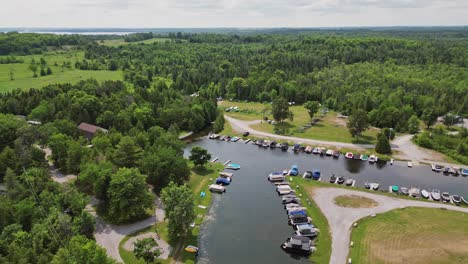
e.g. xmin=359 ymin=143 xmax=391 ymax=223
xmin=87 ymin=198 xmax=166 ymax=263
xmin=311 ymin=188 xmax=468 ymax=264
xmin=225 ymin=116 xmax=373 ymax=150
xmin=225 ymin=116 xmax=465 ymax=166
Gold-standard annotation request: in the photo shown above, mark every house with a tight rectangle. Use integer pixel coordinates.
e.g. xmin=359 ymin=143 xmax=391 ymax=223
xmin=77 ymin=122 xmax=108 ymax=140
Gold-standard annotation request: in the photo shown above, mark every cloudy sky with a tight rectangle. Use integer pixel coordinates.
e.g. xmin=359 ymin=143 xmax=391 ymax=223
xmin=1 ymin=0 xmax=467 ymax=28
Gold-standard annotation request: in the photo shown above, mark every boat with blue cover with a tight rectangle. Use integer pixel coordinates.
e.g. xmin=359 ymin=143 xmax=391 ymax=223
xmin=289 ymin=165 xmax=299 ymax=176
xmin=312 ymin=170 xmax=321 ymax=180
xmin=226 ymin=163 xmax=241 ymax=170
xmin=215 ymin=177 xmax=230 ymax=185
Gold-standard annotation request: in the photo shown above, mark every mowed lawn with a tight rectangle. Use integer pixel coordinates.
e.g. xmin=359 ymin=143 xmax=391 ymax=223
xmin=349 ymin=207 xmax=468 ymax=264
xmin=220 ymin=101 xmax=379 ymax=144
xmin=0 ymin=51 xmax=122 ymax=92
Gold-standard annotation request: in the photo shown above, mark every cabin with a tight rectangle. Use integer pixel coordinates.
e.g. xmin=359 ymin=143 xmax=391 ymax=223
xmin=77 ymin=122 xmax=108 ymax=140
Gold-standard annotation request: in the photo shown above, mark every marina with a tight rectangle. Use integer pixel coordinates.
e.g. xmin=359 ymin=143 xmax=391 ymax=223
xmin=186 ymin=137 xmax=468 ymax=264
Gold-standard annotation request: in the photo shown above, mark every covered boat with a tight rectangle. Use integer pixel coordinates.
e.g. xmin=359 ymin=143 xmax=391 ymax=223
xmin=353 ymin=153 xmax=361 ymax=160
xmin=305 ymin=146 xmax=313 ymax=153
xmin=277 ymin=185 xmax=294 ymax=195
xmin=407 ymin=161 xmax=412 ymax=168
xmin=270 ymin=141 xmax=277 ymax=148
xmin=283 ymin=197 xmax=301 ymax=205
xmin=268 ymin=172 xmax=285 ymax=182
xmin=262 ymin=140 xmax=271 ymax=148
xmin=333 ymin=151 xmax=340 ymax=158
xmin=288 ymin=209 xmax=307 ymax=217
xmin=345 ymin=152 xmax=354 ymax=159
xmin=226 ymin=163 xmax=241 ymax=170
xmin=215 ymin=177 xmax=230 ymax=185
xmin=450 ymin=167 xmax=459 ymax=176
xmin=280 ymin=142 xmax=289 ymax=151
xmin=409 ymin=187 xmax=420 ymax=198
xmin=392 ymin=186 xmax=399 ymax=193
xmin=431 ymin=189 xmax=441 ymax=201
xmin=289 ymin=165 xmax=299 ymax=176
xmin=219 ymin=172 xmax=233 ymax=179
xmin=292 ymin=144 xmax=301 ymax=152
xmin=368 ymin=155 xmax=378 ymax=163
xmin=360 ymin=154 xmax=369 ymax=161
xmin=326 ymin=149 xmax=334 ymax=156
xmin=280 ymin=236 xmax=315 ymax=255
xmin=209 ymin=184 xmax=226 ymax=193
xmin=295 ymin=224 xmax=318 ymax=238
xmin=312 ymin=170 xmax=321 ymax=180
xmin=441 ymin=192 xmax=451 ymax=202
xmin=303 ymin=171 xmax=312 ymax=179
xmin=289 ymin=215 xmax=311 ymax=225
xmin=421 ymin=189 xmax=430 ymax=199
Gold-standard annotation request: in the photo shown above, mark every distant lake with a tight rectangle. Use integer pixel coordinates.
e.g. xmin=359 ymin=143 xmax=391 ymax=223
xmin=184 ymin=138 xmax=468 ymax=264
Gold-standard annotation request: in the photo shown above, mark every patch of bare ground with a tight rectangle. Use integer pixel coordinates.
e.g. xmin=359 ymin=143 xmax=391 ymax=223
xmin=334 ymin=195 xmax=378 ymax=208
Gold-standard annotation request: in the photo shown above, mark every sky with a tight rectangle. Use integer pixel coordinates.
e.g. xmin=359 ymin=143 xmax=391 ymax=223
xmin=1 ymin=0 xmax=467 ymax=28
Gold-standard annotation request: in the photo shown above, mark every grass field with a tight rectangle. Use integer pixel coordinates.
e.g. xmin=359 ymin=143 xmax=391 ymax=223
xmin=0 ymin=51 xmax=122 ymax=92
xmin=220 ymin=101 xmax=380 ymax=144
xmin=119 ymin=162 xmax=224 ymax=264
xmin=334 ymin=195 xmax=378 ymax=208
xmin=349 ymin=207 xmax=468 ymax=264
xmin=98 ymin=38 xmax=181 ymax=47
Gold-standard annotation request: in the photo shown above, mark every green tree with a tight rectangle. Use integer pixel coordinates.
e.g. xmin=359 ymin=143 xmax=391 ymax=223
xmin=161 ymin=182 xmax=195 ymax=240
xmin=29 ymin=63 xmax=38 ymax=77
xmin=133 ymin=237 xmax=161 ymax=264
xmin=189 ymin=146 xmax=211 ymax=167
xmin=48 ymin=133 xmax=72 ymax=170
xmin=347 ymin=109 xmax=369 ymax=139
xmin=212 ymin=112 xmax=225 ymax=133
xmin=272 ymin=97 xmax=293 ymax=122
xmin=303 ymin=101 xmax=320 ymax=122
xmin=107 ymin=168 xmax=154 ymax=223
xmin=375 ymin=133 xmax=392 ymax=154
xmin=52 ymin=235 xmax=115 ymax=264
xmin=112 ymin=136 xmax=143 ymax=168
xmin=66 ymin=141 xmax=87 ymax=174
xmin=40 ymin=67 xmax=46 ymax=76
xmin=407 ymin=115 xmax=420 ymax=134
xmin=46 ymin=67 xmax=53 ymax=75
xmin=421 ymin=109 xmax=438 ymax=128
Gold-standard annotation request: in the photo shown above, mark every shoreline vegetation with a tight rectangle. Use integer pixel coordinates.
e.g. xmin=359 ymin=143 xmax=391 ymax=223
xmin=118 ymin=162 xmax=224 ymax=264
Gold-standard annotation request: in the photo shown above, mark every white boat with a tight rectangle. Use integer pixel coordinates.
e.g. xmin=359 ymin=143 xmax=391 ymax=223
xmin=407 ymin=161 xmax=412 ymax=168
xmin=370 ymin=183 xmax=379 ymax=191
xmin=431 ymin=189 xmax=441 ymax=201
xmin=368 ymin=155 xmax=378 ymax=163
xmin=244 ymin=139 xmax=251 ymax=144
xmin=421 ymin=189 xmax=430 ymax=199
xmin=431 ymin=164 xmax=443 ymax=172
xmin=209 ymin=184 xmax=225 ymax=193
xmin=325 ymin=149 xmax=334 ymax=156
xmin=461 ymin=196 xmax=468 ymax=205
xmin=277 ymin=185 xmax=294 ymax=195
xmin=268 ymin=172 xmax=286 ymax=182
xmin=390 ymin=158 xmax=394 ymax=165
xmin=409 ymin=187 xmax=421 ymax=198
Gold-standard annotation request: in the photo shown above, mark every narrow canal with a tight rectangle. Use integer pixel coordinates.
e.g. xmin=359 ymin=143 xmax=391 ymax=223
xmin=184 ymin=138 xmax=468 ymax=264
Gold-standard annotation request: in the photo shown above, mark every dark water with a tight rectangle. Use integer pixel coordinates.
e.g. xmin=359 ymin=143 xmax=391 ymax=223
xmin=184 ymin=138 xmax=468 ymax=264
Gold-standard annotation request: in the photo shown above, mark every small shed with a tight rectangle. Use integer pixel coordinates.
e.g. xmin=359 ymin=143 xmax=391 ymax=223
xmin=78 ymin=122 xmax=108 ymax=140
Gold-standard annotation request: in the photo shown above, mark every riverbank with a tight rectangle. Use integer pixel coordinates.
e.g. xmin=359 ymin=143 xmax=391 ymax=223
xmin=118 ymin=162 xmax=224 ymax=264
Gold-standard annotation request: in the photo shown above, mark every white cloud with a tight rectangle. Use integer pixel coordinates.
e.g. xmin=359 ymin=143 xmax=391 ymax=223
xmin=0 ymin=0 xmax=466 ymax=27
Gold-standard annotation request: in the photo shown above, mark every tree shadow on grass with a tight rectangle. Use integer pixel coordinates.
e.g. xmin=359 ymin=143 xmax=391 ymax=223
xmin=192 ymin=166 xmax=215 ymax=176
xmin=351 ymin=134 xmax=375 ymax=144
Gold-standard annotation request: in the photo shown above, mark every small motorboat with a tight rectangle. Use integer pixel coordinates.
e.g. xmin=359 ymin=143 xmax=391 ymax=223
xmin=185 ymin=245 xmax=199 ymax=253
xmin=345 ymin=152 xmax=354 ymax=159
xmin=289 ymin=165 xmax=299 ymax=176
xmin=277 ymin=185 xmax=294 ymax=195
xmin=292 ymin=144 xmax=301 ymax=152
xmin=282 ymin=194 xmax=297 ymax=199
xmin=280 ymin=235 xmax=315 ymax=255
xmin=219 ymin=172 xmax=233 ymax=180
xmin=312 ymin=148 xmax=320 ymax=154
xmin=282 ymin=197 xmax=301 ymax=205
xmin=226 ymin=163 xmax=241 ymax=170
xmin=262 ymin=140 xmax=271 ymax=148
xmin=451 ymin=195 xmax=461 ymax=205
xmin=337 ymin=176 xmax=345 ymax=184
xmin=431 ymin=189 xmax=441 ymax=201
xmin=280 ymin=142 xmax=289 ymax=151
xmin=370 ymin=183 xmax=380 ymax=191
xmin=360 ymin=154 xmax=369 ymax=161
xmin=305 ymin=146 xmax=313 ymax=153
xmin=289 ymin=215 xmax=311 ymax=226
xmin=431 ymin=164 xmax=443 ymax=172
xmin=443 ymin=167 xmax=450 ymax=174
xmin=303 ymin=171 xmax=312 ymax=179
xmin=288 ymin=210 xmax=307 ymax=218
xmin=326 ymin=149 xmax=334 ymax=156
xmin=364 ymin=182 xmax=371 ymax=189
xmin=318 ymin=148 xmax=325 ymax=155
xmin=461 ymin=168 xmax=468 ymax=177
xmin=392 ymin=186 xmax=399 ymax=193
xmin=268 ymin=172 xmax=286 ymax=182
xmin=255 ymin=139 xmax=263 ymax=146
xmin=421 ymin=189 xmax=430 ymax=199
xmin=299 ymin=146 xmax=306 ymax=152
xmin=333 ymin=151 xmax=340 ymax=158
xmin=270 ymin=141 xmax=277 ymax=148
xmin=461 ymin=196 xmax=468 ymax=205
xmin=295 ymin=224 xmax=318 ymax=239
xmin=312 ymin=170 xmax=321 ymax=180
xmin=450 ymin=167 xmax=459 ymax=176
xmin=400 ymin=187 xmax=409 ymax=195
xmin=345 ymin=178 xmax=354 ymax=186
xmin=224 ymin=136 xmax=231 ymax=141
xmin=215 ymin=177 xmax=230 ymax=185
xmin=368 ymin=155 xmax=378 ymax=163
xmin=441 ymin=192 xmax=451 ymax=202
xmin=209 ymin=184 xmax=226 ymax=193
xmin=353 ymin=153 xmax=361 ymax=160
xmin=407 ymin=161 xmax=412 ymax=168
xmin=409 ymin=187 xmax=420 ymax=198
xmin=230 ymin=136 xmax=240 ymax=142
xmin=285 ymin=204 xmax=304 ymax=210
xmin=330 ymin=174 xmax=337 ymax=183
xmin=208 ymin=133 xmax=218 ymax=139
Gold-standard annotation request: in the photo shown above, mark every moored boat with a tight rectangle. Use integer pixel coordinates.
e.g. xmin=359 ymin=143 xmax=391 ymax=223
xmin=280 ymin=142 xmax=289 ymax=151
xmin=262 ymin=140 xmax=270 ymax=147
xmin=421 ymin=189 xmax=430 ymax=199
xmin=277 ymin=185 xmax=294 ymax=195
xmin=312 ymin=148 xmax=320 ymax=154
xmin=370 ymin=183 xmax=380 ymax=190
xmin=305 ymin=146 xmax=313 ymax=153
xmin=318 ymin=148 xmax=325 ymax=155
xmin=450 ymin=167 xmax=459 ymax=176
xmin=333 ymin=151 xmax=340 ymax=158
xmin=280 ymin=235 xmax=315 ymax=255
xmin=270 ymin=141 xmax=277 ymax=148
xmin=330 ymin=174 xmax=337 ymax=183
xmin=292 ymin=143 xmax=301 ymax=152
xmin=443 ymin=167 xmax=450 ymax=174
xmin=400 ymin=187 xmax=409 ymax=195
xmin=326 ymin=149 xmax=334 ymax=156
xmin=337 ymin=176 xmax=345 ymax=184
xmin=345 ymin=152 xmax=354 ymax=159
xmin=461 ymin=168 xmax=468 ymax=177
xmin=461 ymin=196 xmax=468 ymax=205
xmin=368 ymin=155 xmax=378 ymax=163
xmin=312 ymin=170 xmax=321 ymax=180
xmin=209 ymin=184 xmax=226 ymax=193
xmin=353 ymin=153 xmax=361 ymax=160
xmin=303 ymin=171 xmax=312 ymax=179
xmin=230 ymin=136 xmax=240 ymax=142
xmin=226 ymin=163 xmax=241 ymax=170
xmin=295 ymin=224 xmax=318 ymax=239
xmin=364 ymin=182 xmax=371 ymax=189
xmin=288 ymin=165 xmax=299 ymax=176
xmin=451 ymin=195 xmax=461 ymax=205
xmin=346 ymin=178 xmax=354 ymax=186
xmin=392 ymin=185 xmax=399 ymax=193
xmin=431 ymin=164 xmax=443 ymax=172
xmin=409 ymin=187 xmax=421 ymax=198
xmin=215 ymin=177 xmax=230 ymax=185
xmin=268 ymin=172 xmax=286 ymax=182
xmin=431 ymin=189 xmax=441 ymax=201
xmin=441 ymin=192 xmax=451 ymax=202
xmin=407 ymin=161 xmax=412 ymax=168
xmin=288 ymin=215 xmax=311 ymax=225
xmin=360 ymin=154 xmax=369 ymax=161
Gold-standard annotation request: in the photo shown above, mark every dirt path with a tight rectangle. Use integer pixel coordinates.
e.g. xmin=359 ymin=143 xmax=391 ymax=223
xmin=225 ymin=116 xmax=465 ymax=166
xmin=310 ymin=188 xmax=468 ymax=264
